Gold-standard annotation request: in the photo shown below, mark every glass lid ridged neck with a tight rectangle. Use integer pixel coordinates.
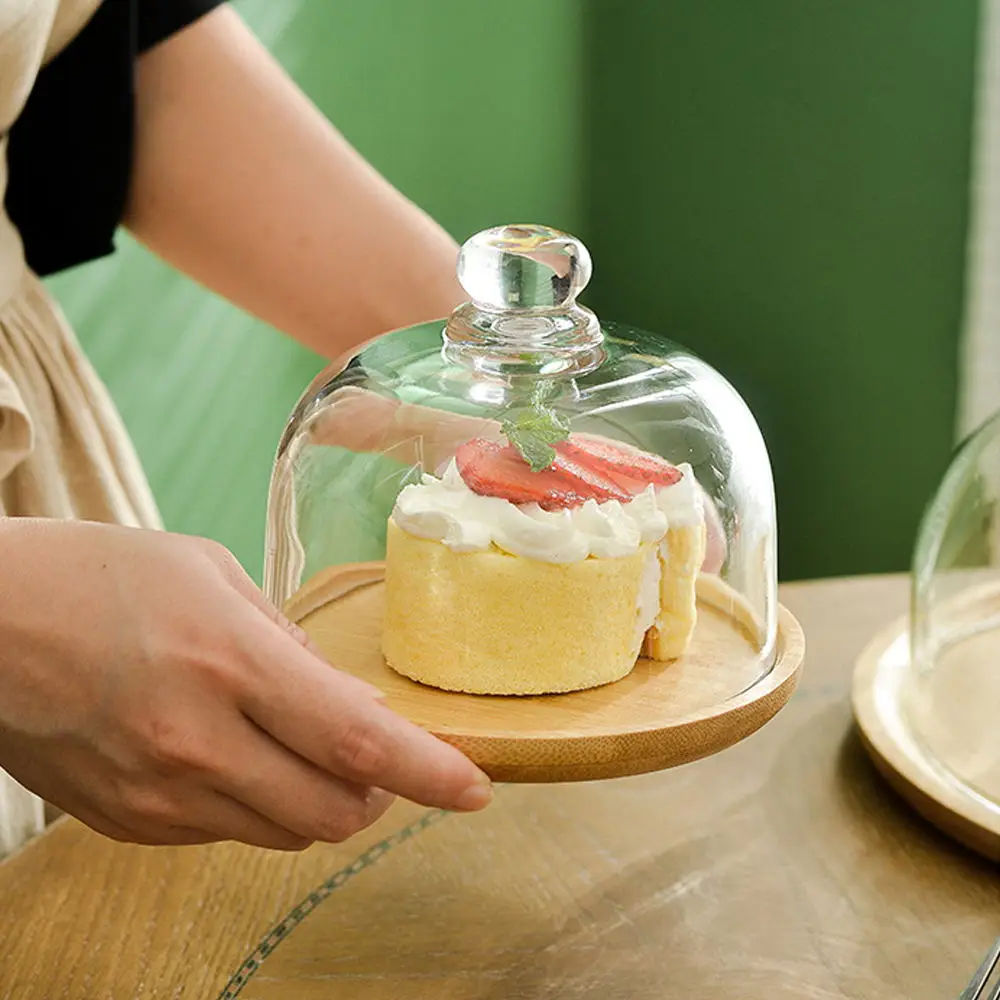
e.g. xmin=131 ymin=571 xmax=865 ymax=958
xmin=443 ymin=225 xmax=606 ymax=378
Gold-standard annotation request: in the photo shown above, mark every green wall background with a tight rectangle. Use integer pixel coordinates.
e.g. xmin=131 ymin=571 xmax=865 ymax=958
xmin=584 ymin=0 xmax=979 ymax=580
xmin=47 ymin=0 xmax=980 ymax=582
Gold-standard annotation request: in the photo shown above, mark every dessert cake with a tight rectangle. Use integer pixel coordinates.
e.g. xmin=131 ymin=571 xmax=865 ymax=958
xmin=381 ymin=432 xmax=707 ymax=695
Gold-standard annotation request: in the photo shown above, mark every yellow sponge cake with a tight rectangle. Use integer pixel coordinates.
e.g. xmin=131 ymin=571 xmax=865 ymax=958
xmin=381 ymin=434 xmax=706 ymax=695
xmin=383 ymin=522 xmax=660 ymax=694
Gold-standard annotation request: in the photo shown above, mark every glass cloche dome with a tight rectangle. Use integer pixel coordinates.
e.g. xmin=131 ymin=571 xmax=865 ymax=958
xmin=262 ymin=225 xmax=790 ymax=778
xmin=908 ymin=410 xmax=1000 ymax=816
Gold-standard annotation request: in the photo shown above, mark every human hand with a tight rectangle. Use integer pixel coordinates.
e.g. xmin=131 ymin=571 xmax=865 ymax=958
xmin=0 ymin=519 xmax=492 ymax=850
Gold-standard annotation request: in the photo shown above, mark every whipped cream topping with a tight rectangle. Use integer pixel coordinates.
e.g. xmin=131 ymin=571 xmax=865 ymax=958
xmin=390 ymin=457 xmax=704 ymax=564
xmin=656 ymin=462 xmax=704 ymax=527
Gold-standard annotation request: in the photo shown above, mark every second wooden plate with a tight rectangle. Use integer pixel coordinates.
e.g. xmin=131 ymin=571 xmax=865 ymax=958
xmin=286 ymin=563 xmax=804 ymax=783
xmin=852 ymin=587 xmax=1000 ymax=862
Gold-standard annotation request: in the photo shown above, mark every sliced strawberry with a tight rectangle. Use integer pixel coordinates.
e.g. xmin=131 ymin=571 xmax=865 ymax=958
xmin=455 ymin=438 xmax=631 ymax=510
xmin=548 ymin=450 xmax=633 ymax=505
xmin=556 ymin=434 xmax=683 ymax=493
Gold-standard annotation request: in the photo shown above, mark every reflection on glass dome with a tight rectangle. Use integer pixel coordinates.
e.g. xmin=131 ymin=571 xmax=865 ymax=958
xmin=908 ymin=410 xmax=1000 ymax=812
xmin=264 ymin=225 xmax=778 ymax=699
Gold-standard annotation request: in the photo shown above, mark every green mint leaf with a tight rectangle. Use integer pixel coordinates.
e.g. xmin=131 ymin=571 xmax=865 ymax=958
xmin=501 ymin=406 xmax=571 ymax=472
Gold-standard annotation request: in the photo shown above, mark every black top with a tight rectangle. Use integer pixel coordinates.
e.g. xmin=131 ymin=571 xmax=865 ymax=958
xmin=4 ymin=0 xmax=226 ymax=278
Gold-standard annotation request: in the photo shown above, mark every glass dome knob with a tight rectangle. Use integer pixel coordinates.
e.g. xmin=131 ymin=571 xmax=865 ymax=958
xmin=456 ymin=224 xmax=592 ymax=311
xmin=444 ymin=224 xmax=604 ymax=378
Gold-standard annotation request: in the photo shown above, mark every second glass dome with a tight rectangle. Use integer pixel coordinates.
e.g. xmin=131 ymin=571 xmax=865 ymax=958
xmin=908 ymin=409 xmax=1000 ymax=815
xmin=264 ymin=224 xmax=778 ymax=695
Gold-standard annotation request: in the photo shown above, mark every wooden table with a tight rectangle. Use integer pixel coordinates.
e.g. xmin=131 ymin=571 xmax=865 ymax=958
xmin=1 ymin=575 xmax=997 ymax=999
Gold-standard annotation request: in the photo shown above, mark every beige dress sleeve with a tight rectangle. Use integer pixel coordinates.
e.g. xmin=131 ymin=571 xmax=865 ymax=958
xmin=0 ymin=0 xmax=163 ymax=857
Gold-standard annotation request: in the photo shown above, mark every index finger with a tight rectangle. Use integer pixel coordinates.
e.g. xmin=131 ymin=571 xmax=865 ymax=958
xmin=237 ymin=611 xmax=494 ymax=813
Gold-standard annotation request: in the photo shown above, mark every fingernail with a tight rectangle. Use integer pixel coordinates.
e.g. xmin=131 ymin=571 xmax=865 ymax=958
xmin=453 ymin=774 xmax=494 ymax=812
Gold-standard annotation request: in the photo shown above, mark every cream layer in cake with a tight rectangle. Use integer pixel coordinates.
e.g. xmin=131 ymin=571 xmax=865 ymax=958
xmin=643 ymin=464 xmax=707 ymax=660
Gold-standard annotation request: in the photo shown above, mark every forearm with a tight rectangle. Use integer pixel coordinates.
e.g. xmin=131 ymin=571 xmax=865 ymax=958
xmin=125 ymin=6 xmax=463 ymax=360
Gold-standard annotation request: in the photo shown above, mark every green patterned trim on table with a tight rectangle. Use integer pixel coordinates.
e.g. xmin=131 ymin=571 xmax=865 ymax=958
xmin=216 ymin=808 xmax=450 ymax=999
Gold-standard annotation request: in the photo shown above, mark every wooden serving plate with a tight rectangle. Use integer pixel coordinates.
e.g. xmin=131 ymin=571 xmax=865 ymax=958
xmin=852 ymin=587 xmax=1000 ymax=862
xmin=286 ymin=562 xmax=804 ymax=783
